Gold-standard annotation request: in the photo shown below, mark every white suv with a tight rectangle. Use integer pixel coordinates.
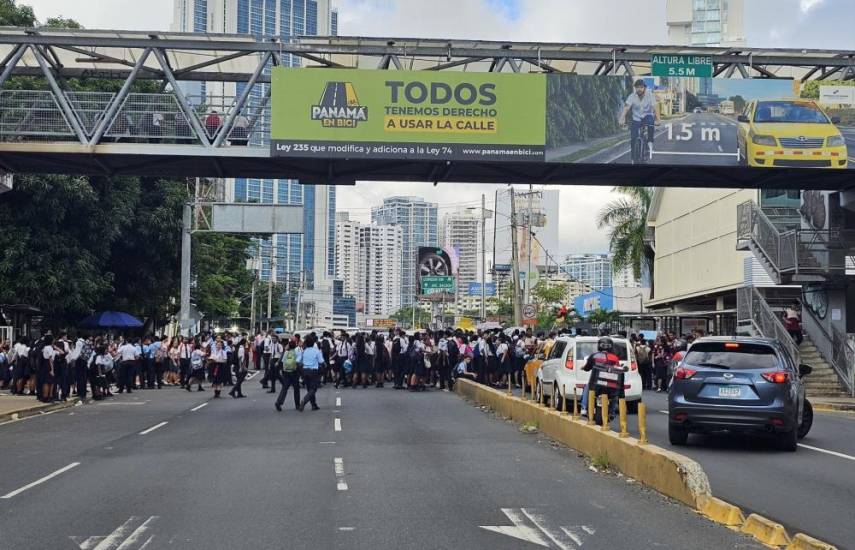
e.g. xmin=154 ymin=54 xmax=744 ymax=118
xmin=536 ymin=336 xmax=643 ymax=413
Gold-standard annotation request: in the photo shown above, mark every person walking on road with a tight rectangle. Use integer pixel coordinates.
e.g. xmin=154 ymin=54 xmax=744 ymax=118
xmin=210 ymin=339 xmax=229 ymax=398
xmin=267 ymin=335 xmax=283 ymax=394
xmin=116 ymin=338 xmax=138 ymax=394
xmin=230 ymin=338 xmax=249 ymax=398
xmin=260 ymin=331 xmax=273 ymax=389
xmin=298 ymin=334 xmax=325 ymax=411
xmin=187 ymin=343 xmax=206 ymax=392
xmin=275 ymin=340 xmax=301 ymax=411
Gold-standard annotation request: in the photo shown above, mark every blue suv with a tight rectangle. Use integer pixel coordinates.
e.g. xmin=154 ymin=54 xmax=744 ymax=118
xmin=668 ymin=337 xmax=814 ymax=452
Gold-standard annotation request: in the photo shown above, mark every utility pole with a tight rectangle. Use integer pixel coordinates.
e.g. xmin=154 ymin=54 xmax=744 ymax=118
xmin=179 ymin=202 xmax=192 ymax=337
xmin=266 ymin=250 xmax=276 ymax=331
xmin=525 ymin=184 xmax=533 ymax=306
xmin=249 ymin=240 xmax=260 ymax=333
xmin=509 ymin=188 xmax=522 ymax=327
xmin=481 ymin=193 xmax=487 ymax=321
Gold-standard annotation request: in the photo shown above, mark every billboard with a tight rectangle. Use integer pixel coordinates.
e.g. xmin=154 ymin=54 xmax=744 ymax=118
xmin=272 ymin=68 xmax=851 ymax=171
xmin=417 ymin=246 xmax=456 ymax=300
xmin=467 ymin=282 xmax=497 ymax=296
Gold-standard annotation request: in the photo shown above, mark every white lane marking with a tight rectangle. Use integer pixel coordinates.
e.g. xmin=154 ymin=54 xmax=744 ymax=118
xmin=338 ymin=527 xmax=355 ymax=531
xmin=659 ymin=410 xmax=669 ymax=414
xmin=520 ymin=508 xmax=574 ymax=550
xmin=98 ymin=402 xmax=147 ymax=406
xmin=319 ymin=441 xmax=336 ymax=444
xmin=480 ymin=508 xmax=549 ymax=547
xmin=717 ymin=144 xmax=723 ymax=152
xmin=336 ymin=397 xmax=342 ymax=407
xmin=190 ymin=403 xmax=208 ymax=412
xmin=246 ymin=371 xmax=259 ymax=380
xmin=334 ymin=418 xmax=342 ymax=432
xmin=1 ymin=462 xmax=80 ymax=499
xmin=138 ymin=421 xmax=168 ymax=435
xmin=653 ymin=151 xmax=737 ymax=157
xmin=798 ymin=444 xmax=855 ymax=462
xmin=334 ymin=457 xmax=348 ymax=491
xmin=71 ymin=516 xmax=159 ymax=550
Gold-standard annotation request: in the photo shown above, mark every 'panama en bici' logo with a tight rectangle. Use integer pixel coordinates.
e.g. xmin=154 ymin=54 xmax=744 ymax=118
xmin=311 ymin=82 xmax=368 ymax=128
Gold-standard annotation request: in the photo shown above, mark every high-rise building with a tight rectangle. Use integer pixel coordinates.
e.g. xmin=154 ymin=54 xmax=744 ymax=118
xmin=358 ymin=224 xmax=403 ymax=317
xmin=612 ymin=266 xmax=642 ymax=288
xmin=562 ymin=254 xmax=612 ymax=291
xmin=666 ymin=0 xmax=745 ymax=47
xmin=440 ymin=208 xmax=483 ymax=299
xmin=494 ymin=188 xmax=560 ymax=268
xmin=371 ymin=197 xmax=438 ymax=308
xmin=334 ymin=214 xmax=361 ymax=299
xmin=171 ymin=0 xmax=339 ymax=296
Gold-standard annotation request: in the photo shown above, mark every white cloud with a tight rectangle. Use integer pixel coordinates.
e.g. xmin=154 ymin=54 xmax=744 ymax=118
xmin=799 ymin=0 xmax=825 ymax=13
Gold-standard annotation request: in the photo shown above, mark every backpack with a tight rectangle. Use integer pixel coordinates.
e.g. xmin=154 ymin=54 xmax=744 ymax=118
xmin=321 ymin=338 xmax=332 ymax=360
xmin=406 ymin=342 xmax=421 ymax=363
xmin=392 ymin=337 xmax=402 ymax=357
xmin=447 ymin=341 xmax=459 ymax=364
xmin=473 ymin=342 xmax=481 ymax=360
xmin=282 ymin=350 xmax=298 ymax=372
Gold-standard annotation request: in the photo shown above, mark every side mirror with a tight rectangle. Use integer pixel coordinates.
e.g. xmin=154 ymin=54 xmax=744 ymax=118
xmin=737 ymin=114 xmax=749 ymax=123
xmin=831 ymin=116 xmax=841 ymax=125
xmin=799 ymin=364 xmax=813 ymax=377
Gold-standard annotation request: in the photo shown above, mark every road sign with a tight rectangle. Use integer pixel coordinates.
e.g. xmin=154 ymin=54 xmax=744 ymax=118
xmin=421 ymin=275 xmax=455 ymax=293
xmin=522 ymin=303 xmax=537 ymax=325
xmin=468 ymin=282 xmax=497 ymax=296
xmin=819 ymin=85 xmax=855 ymax=106
xmin=651 ymin=54 xmax=713 ymax=78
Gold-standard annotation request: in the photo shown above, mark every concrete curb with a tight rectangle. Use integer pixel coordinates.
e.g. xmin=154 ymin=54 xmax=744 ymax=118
xmin=811 ymin=402 xmax=855 ymax=413
xmin=0 ymin=398 xmax=79 ymax=423
xmin=454 ymin=379 xmax=839 ymax=549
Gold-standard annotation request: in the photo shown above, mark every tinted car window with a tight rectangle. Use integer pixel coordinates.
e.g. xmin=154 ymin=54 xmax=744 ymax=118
xmin=684 ymin=342 xmax=778 ymax=370
xmin=576 ymin=341 xmax=628 ymax=361
xmin=549 ymin=341 xmax=567 ymax=360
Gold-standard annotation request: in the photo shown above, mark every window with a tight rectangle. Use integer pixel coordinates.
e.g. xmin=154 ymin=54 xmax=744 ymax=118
xmin=549 ymin=341 xmax=566 ymax=360
xmin=684 ymin=342 xmax=779 ymax=370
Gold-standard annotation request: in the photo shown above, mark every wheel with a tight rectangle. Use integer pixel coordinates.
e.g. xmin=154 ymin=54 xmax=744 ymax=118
xmin=777 ymin=427 xmax=798 ymax=452
xmin=626 ymin=400 xmax=639 ymax=414
xmin=554 ymin=384 xmax=564 ymax=412
xmin=798 ymin=400 xmax=813 ymax=440
xmin=668 ymin=423 xmax=689 ymax=446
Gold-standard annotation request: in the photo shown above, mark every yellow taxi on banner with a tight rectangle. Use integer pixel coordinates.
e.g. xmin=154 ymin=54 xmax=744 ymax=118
xmin=737 ymin=99 xmax=848 ymax=169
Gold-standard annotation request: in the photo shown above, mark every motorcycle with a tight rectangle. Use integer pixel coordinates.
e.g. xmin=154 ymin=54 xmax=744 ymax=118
xmin=589 ymin=362 xmax=628 ymax=425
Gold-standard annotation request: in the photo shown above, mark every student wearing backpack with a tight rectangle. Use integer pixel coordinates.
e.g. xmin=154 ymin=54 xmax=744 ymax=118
xmin=635 ymin=336 xmax=652 ymax=390
xmin=275 ymin=340 xmax=301 ymax=411
xmin=391 ymin=330 xmax=406 ymax=389
xmin=298 ymin=334 xmax=325 ymax=411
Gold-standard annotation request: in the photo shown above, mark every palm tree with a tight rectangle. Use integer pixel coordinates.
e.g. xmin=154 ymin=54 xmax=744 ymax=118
xmin=596 ymin=186 xmax=655 ymax=292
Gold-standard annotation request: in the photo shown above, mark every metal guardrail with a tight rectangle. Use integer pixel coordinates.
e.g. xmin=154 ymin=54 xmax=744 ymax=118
xmin=736 ymin=287 xmax=801 ymax=367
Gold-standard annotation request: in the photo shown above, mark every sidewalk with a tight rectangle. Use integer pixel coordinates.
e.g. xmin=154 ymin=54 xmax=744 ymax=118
xmin=0 ymin=394 xmax=79 ymax=422
xmin=811 ymin=396 xmax=855 ymax=412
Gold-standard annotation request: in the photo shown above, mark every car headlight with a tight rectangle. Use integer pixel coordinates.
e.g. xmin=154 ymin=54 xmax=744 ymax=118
xmin=752 ymin=134 xmax=777 ymax=147
xmin=827 ymin=135 xmax=846 ymax=148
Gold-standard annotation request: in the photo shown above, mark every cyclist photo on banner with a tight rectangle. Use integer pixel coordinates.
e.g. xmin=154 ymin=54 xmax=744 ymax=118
xmin=619 ymin=79 xmax=661 ymax=164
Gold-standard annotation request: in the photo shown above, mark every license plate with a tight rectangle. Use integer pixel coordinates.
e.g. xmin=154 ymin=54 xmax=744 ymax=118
xmin=718 ymin=386 xmax=741 ymax=398
xmin=599 ymin=372 xmax=619 ymax=381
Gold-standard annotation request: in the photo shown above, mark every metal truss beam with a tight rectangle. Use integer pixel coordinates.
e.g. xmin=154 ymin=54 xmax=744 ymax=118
xmin=30 ymin=44 xmax=88 ymax=144
xmin=89 ymin=47 xmax=152 ymax=145
xmin=212 ymin=51 xmax=271 ymax=148
xmin=153 ymin=47 xmax=209 ymax=147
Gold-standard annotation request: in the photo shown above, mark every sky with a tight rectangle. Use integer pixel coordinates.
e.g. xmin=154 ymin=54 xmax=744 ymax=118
xmin=19 ymin=0 xmax=855 ymax=256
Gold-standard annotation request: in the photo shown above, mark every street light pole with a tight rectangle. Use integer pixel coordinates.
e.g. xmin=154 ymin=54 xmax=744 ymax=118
xmin=481 ymin=193 xmax=486 ymax=321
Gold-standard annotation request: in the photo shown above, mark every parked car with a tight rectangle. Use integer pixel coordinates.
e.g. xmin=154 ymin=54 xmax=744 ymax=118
xmin=536 ymin=336 xmax=642 ymax=413
xmin=693 ymin=107 xmax=703 ymax=113
xmin=668 ymin=336 xmax=814 ymax=451
xmin=737 ymin=99 xmax=848 ymax=169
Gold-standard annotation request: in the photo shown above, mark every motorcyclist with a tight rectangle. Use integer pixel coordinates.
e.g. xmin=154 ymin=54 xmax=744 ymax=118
xmin=579 ymin=336 xmax=628 ymax=417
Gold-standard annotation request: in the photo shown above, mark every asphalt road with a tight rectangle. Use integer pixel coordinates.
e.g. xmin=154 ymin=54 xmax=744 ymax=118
xmin=841 ymin=126 xmax=855 ymax=166
xmin=640 ymin=389 xmax=855 ymax=549
xmin=0 ymin=379 xmax=765 ymax=550
xmin=581 ymin=112 xmax=740 ymax=166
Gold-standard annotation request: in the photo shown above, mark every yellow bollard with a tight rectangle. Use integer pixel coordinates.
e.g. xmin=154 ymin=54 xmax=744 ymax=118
xmin=531 ymin=377 xmax=536 ymax=401
xmin=638 ymin=402 xmax=648 ymax=445
xmin=618 ymin=399 xmax=629 ymax=438
xmin=600 ymin=395 xmax=610 ymax=431
xmin=539 ymin=382 xmax=544 ymax=406
xmin=508 ymin=375 xmax=512 ymax=397
xmin=587 ymin=390 xmax=595 ymax=424
xmin=522 ymin=373 xmax=527 ymax=400
xmin=572 ymin=388 xmax=578 ymax=419
xmin=562 ymin=385 xmax=568 ymax=414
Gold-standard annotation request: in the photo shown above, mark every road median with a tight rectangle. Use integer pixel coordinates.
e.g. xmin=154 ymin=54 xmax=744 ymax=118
xmin=454 ymin=379 xmax=840 ymax=549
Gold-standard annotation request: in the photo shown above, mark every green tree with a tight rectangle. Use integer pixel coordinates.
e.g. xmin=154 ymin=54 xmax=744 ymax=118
xmin=0 ymin=0 xmax=35 ymax=26
xmin=191 ymin=234 xmax=254 ymax=321
xmin=596 ymin=186 xmax=654 ymax=293
xmin=728 ymin=95 xmax=746 ymax=114
xmin=391 ymin=306 xmax=430 ymax=328
xmin=532 ymin=281 xmax=567 ymax=306
xmin=587 ymin=308 xmax=620 ymax=327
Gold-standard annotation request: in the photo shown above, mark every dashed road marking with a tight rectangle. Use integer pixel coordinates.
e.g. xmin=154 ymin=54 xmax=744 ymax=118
xmin=659 ymin=410 xmax=669 ymax=415
xmin=2 ymin=462 xmax=80 ymax=499
xmin=334 ymin=418 xmax=342 ymax=432
xmin=139 ymin=421 xmax=168 ymax=435
xmin=338 ymin=527 xmax=355 ymax=531
xmin=334 ymin=457 xmax=348 ymax=491
xmin=190 ymin=403 xmax=208 ymax=412
xmin=336 ymin=397 xmax=342 ymax=407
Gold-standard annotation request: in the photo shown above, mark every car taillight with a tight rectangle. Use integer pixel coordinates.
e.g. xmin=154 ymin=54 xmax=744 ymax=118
xmin=630 ymin=361 xmax=638 ymax=371
xmin=565 ymin=358 xmax=574 ymax=370
xmin=762 ymin=371 xmax=789 ymax=384
xmin=674 ymin=367 xmax=696 ymax=380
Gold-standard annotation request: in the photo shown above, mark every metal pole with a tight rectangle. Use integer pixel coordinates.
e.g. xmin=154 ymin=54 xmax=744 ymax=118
xmin=0 ymin=44 xmax=27 ymax=89
xmin=179 ymin=203 xmax=192 ymax=337
xmin=510 ymin=188 xmax=522 ymax=327
xmin=481 ymin=193 xmax=487 ymax=321
xmin=250 ymin=240 xmax=260 ymax=333
xmin=267 ymin=250 xmax=275 ymax=331
xmin=525 ymin=184 xmax=533 ymax=305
